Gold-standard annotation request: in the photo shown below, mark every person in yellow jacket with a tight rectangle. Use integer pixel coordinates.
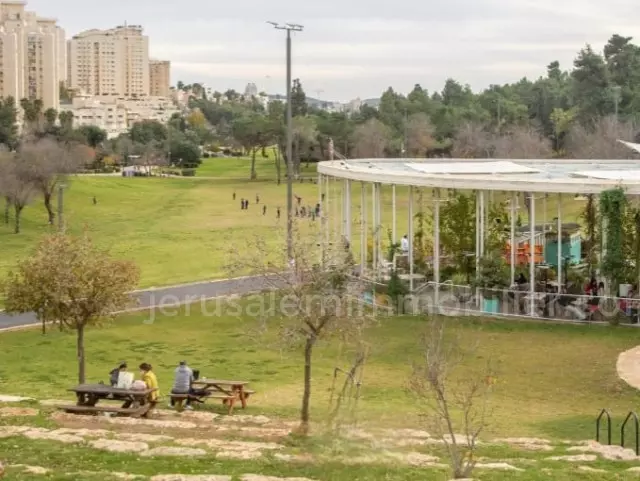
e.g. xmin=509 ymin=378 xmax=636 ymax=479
xmin=139 ymin=362 xmax=159 ymax=404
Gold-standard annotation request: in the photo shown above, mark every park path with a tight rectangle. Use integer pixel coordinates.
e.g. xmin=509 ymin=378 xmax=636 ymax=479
xmin=0 ymin=274 xmax=279 ymax=331
xmin=616 ymin=345 xmax=640 ymax=389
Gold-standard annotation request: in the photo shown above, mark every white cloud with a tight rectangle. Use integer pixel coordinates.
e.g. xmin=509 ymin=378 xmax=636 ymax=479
xmin=24 ymin=0 xmax=640 ymax=100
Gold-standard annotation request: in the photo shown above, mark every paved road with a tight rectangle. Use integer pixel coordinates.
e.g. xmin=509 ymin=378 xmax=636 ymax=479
xmin=0 ymin=274 xmax=278 ymax=330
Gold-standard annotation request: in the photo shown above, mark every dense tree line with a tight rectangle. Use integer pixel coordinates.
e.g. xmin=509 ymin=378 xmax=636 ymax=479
xmin=185 ymin=34 xmax=640 ymax=182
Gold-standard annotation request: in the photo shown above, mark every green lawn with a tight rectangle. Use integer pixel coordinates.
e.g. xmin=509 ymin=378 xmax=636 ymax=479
xmin=0 ymin=305 xmax=637 ymax=440
xmin=0 ymin=156 xmax=586 ymax=295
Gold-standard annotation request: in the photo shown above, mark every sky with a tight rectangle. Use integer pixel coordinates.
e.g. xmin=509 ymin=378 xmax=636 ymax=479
xmin=26 ymin=0 xmax=640 ymax=102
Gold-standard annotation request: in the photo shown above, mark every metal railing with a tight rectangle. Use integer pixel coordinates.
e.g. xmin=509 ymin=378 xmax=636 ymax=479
xmin=621 ymin=411 xmax=640 ymax=455
xmin=596 ymin=409 xmax=612 ymax=445
xmin=414 ymin=282 xmax=640 ymax=325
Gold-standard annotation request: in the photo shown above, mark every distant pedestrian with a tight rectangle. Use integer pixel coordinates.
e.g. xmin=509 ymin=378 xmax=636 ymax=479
xmin=322 ymin=193 xmax=325 ymax=201
xmin=244 ymin=199 xmax=249 ymax=210
xmin=256 ymin=194 xmax=260 ymax=204
xmin=240 ymin=198 xmax=245 ymax=210
xmin=315 ymin=203 xmax=321 ymax=216
xmin=233 ymin=192 xmax=236 ymax=200
xmin=93 ymin=196 xmax=97 ymax=205
xmin=263 ymin=205 xmax=267 ymax=216
xmin=276 ymin=207 xmax=281 ymax=219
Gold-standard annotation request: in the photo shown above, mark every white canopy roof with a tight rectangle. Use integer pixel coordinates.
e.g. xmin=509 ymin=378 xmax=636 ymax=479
xmin=318 ymin=158 xmax=640 ymax=194
xmin=407 ymin=161 xmax=540 ymax=175
xmin=573 ymin=170 xmax=640 ymax=181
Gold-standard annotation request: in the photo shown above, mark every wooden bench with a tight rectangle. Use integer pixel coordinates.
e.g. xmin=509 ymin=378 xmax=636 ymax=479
xmin=243 ymin=389 xmax=255 ymax=399
xmin=170 ymin=392 xmax=238 ymax=414
xmin=57 ymin=404 xmax=151 ymax=418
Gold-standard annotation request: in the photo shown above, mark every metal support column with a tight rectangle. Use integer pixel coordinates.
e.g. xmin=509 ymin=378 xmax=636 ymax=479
xmin=557 ymin=194 xmax=562 ymax=289
xmin=480 ymin=191 xmax=485 ymax=256
xmin=409 ymin=186 xmax=414 ymax=293
xmin=371 ymin=183 xmax=377 ymax=274
xmin=345 ymin=180 xmax=352 ymax=246
xmin=392 ymin=184 xmax=397 ymax=244
xmin=360 ymin=182 xmax=366 ymax=275
xmin=529 ymin=194 xmax=536 ymax=317
xmin=510 ymin=192 xmax=516 ymax=285
xmin=434 ymin=193 xmax=440 ymax=309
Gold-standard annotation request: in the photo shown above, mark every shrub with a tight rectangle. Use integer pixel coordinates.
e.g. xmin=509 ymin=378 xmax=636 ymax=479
xmin=203 ymin=152 xmax=210 ymax=158
xmin=181 ymin=168 xmax=196 ymax=177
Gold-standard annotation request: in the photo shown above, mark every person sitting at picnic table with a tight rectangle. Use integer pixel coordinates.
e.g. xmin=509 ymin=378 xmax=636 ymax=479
xmin=109 ymin=361 xmax=127 ymax=387
xmin=169 ymin=360 xmax=206 ymax=410
xmin=139 ymin=362 xmax=159 ymax=405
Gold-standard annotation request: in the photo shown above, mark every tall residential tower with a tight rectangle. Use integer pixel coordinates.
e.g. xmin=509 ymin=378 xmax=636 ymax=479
xmin=149 ymin=59 xmax=170 ymax=97
xmin=0 ymin=0 xmax=65 ymax=110
xmin=67 ymin=24 xmax=150 ymax=97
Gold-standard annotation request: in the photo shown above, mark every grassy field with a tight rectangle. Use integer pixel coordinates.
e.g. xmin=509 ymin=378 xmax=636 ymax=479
xmin=0 ymin=304 xmax=637 ymax=440
xmin=1 ymin=307 xmax=640 ymax=479
xmin=0 ymin=156 xmax=586 ymax=293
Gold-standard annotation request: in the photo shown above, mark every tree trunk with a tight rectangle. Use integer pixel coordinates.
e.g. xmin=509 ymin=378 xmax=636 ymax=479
xmin=294 ymin=136 xmax=301 ymax=179
xmin=299 ymin=335 xmax=315 ymax=435
xmin=274 ymin=148 xmax=281 ymax=185
xmin=250 ymin=149 xmax=257 ymax=180
xmin=44 ymin=190 xmax=55 ymax=225
xmin=14 ymin=205 xmax=22 ymax=234
xmin=3 ymin=196 xmax=9 ymax=225
xmin=77 ymin=324 xmax=86 ymax=384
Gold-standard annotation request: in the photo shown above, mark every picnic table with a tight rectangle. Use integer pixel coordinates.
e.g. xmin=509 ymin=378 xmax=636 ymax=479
xmin=173 ymin=378 xmax=254 ymax=414
xmin=57 ymin=383 xmax=157 ymax=418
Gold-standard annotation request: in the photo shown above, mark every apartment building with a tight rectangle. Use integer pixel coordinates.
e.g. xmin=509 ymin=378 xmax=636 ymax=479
xmin=0 ymin=1 xmax=65 ymax=110
xmin=66 ymin=92 xmax=179 ymax=138
xmin=67 ymin=24 xmax=149 ymax=97
xmin=149 ymin=59 xmax=170 ymax=97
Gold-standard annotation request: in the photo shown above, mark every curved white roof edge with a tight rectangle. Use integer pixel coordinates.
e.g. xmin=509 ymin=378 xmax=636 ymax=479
xmin=317 ymin=159 xmax=640 ymax=195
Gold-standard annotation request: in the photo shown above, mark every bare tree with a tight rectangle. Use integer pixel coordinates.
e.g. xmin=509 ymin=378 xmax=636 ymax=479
xmin=292 ymin=116 xmax=317 ymax=177
xmin=408 ymin=317 xmax=494 ymax=480
xmin=565 ymin=116 xmax=638 ymax=159
xmin=492 ymin=126 xmax=553 ymax=159
xmin=406 ymin=112 xmax=435 ymax=157
xmin=228 ymin=226 xmax=370 ymax=435
xmin=492 ymin=126 xmax=553 ymax=222
xmin=451 ymin=122 xmax=494 ymax=158
xmin=352 ymin=118 xmax=391 ymax=158
xmin=133 ymin=141 xmax=169 ymax=176
xmin=0 ymin=150 xmax=36 ymax=234
xmin=18 ymin=138 xmax=90 ymax=225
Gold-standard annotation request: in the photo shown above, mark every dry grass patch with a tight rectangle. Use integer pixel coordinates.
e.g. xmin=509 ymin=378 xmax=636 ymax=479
xmin=89 ymin=439 xmax=150 ymax=453
xmin=141 ymin=447 xmax=208 ymax=457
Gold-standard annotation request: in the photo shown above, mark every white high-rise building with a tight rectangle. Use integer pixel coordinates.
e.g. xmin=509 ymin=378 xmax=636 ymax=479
xmin=67 ymin=24 xmax=150 ymax=97
xmin=0 ymin=1 xmax=65 ymax=110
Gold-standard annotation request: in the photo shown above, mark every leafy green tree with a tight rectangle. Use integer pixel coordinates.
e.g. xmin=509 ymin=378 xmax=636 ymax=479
xmin=0 ymin=96 xmax=18 ymax=148
xmin=43 ymin=108 xmax=58 ymax=131
xmin=130 ymin=120 xmax=168 ymax=144
xmin=76 ymin=125 xmax=107 ymax=148
xmin=232 ymin=111 xmax=271 ymax=179
xmin=291 ymin=79 xmax=307 ymax=117
xmin=3 ymin=233 xmax=140 ymax=383
xmin=20 ymin=98 xmax=43 ymax=132
xmin=571 ymin=45 xmax=611 ymax=120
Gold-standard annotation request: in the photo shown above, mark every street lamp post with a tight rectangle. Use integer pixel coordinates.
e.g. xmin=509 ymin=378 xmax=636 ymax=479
xmin=268 ymin=21 xmax=304 ymax=261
